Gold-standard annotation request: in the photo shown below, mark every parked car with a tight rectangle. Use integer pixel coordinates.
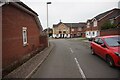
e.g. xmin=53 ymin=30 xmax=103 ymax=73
xmin=90 ymin=35 xmax=120 ymax=67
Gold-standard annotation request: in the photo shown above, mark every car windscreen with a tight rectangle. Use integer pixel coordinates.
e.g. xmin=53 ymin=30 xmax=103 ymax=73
xmin=104 ymin=36 xmax=120 ymax=47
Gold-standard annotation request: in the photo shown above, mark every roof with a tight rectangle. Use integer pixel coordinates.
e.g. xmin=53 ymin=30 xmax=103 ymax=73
xmin=109 ymin=9 xmax=120 ymax=19
xmin=86 ymin=19 xmax=92 ymax=23
xmin=94 ymin=8 xmax=120 ymax=21
xmin=0 ymin=0 xmax=43 ymax=30
xmin=16 ymin=2 xmax=38 ymax=16
xmin=0 ymin=0 xmax=38 ymax=16
xmin=53 ymin=22 xmax=86 ymax=28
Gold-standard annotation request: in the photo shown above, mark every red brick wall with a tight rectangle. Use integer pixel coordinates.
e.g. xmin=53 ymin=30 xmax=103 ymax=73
xmin=100 ymin=28 xmax=120 ymax=36
xmin=2 ymin=4 xmax=43 ymax=69
xmin=98 ymin=9 xmax=120 ymax=30
xmin=39 ymin=35 xmax=48 ymax=48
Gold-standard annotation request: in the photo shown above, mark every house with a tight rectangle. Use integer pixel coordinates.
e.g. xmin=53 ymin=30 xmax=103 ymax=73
xmin=1 ymin=0 xmax=47 ymax=76
xmin=53 ymin=22 xmax=86 ymax=38
xmin=85 ymin=8 xmax=120 ymax=38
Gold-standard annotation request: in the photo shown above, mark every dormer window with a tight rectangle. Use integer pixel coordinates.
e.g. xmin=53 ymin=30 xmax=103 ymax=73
xmin=87 ymin=22 xmax=90 ymax=28
xmin=93 ymin=20 xmax=97 ymax=27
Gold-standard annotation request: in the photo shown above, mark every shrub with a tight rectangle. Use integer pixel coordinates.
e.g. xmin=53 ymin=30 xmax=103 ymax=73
xmin=101 ymin=21 xmax=115 ymax=30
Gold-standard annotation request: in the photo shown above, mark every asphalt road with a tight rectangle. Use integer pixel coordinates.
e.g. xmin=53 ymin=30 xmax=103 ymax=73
xmin=31 ymin=39 xmax=120 ymax=78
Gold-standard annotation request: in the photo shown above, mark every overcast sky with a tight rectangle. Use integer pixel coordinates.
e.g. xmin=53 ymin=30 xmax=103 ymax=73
xmin=21 ymin=0 xmax=120 ymax=29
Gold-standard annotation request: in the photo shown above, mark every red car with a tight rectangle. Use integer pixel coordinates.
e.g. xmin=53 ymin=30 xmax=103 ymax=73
xmin=90 ymin=35 xmax=120 ymax=67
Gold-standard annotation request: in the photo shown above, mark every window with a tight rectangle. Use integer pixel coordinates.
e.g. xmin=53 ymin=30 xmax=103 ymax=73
xmin=78 ymin=28 xmax=82 ymax=31
xmin=98 ymin=39 xmax=104 ymax=45
xmin=22 ymin=27 xmax=27 ymax=46
xmin=104 ymin=36 xmax=120 ymax=47
xmin=87 ymin=22 xmax=90 ymax=28
xmin=59 ymin=31 xmax=62 ymax=34
xmin=94 ymin=38 xmax=99 ymax=43
xmin=94 ymin=20 xmax=97 ymax=27
xmin=63 ymin=31 xmax=66 ymax=34
xmin=72 ymin=29 xmax=74 ymax=31
xmin=93 ymin=32 xmax=95 ymax=36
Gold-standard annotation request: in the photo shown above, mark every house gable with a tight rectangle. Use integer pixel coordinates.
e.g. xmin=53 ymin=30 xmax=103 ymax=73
xmin=53 ymin=23 xmax=70 ymax=34
xmin=57 ymin=23 xmax=69 ymax=30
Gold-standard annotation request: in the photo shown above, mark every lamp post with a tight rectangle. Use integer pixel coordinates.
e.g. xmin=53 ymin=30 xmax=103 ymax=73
xmin=46 ymin=2 xmax=51 ymax=47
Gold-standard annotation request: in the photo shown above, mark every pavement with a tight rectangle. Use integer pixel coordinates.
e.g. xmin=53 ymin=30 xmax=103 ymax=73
xmin=4 ymin=42 xmax=55 ymax=78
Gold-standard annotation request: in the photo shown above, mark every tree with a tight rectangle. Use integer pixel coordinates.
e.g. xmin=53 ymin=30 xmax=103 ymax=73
xmin=101 ymin=21 xmax=115 ymax=30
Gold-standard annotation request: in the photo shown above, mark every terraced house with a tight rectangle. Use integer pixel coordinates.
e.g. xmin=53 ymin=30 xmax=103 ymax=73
xmin=85 ymin=8 xmax=120 ymax=38
xmin=53 ymin=22 xmax=86 ymax=38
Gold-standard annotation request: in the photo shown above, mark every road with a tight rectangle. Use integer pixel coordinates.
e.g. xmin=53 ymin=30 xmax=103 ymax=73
xmin=31 ymin=39 xmax=120 ymax=78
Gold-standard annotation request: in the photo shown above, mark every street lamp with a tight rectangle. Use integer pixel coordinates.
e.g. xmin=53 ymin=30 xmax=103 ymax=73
xmin=46 ymin=2 xmax=51 ymax=47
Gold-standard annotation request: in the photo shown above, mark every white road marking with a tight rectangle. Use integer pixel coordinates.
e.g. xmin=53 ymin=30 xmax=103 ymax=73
xmin=74 ymin=58 xmax=86 ymax=80
xmin=70 ymin=48 xmax=74 ymax=53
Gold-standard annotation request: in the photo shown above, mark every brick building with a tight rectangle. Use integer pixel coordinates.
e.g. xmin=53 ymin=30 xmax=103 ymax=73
xmin=53 ymin=22 xmax=86 ymax=38
xmin=1 ymin=0 xmax=48 ymax=76
xmin=85 ymin=8 xmax=120 ymax=38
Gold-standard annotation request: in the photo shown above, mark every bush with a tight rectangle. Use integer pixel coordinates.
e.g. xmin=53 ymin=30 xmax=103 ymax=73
xmin=101 ymin=21 xmax=115 ymax=30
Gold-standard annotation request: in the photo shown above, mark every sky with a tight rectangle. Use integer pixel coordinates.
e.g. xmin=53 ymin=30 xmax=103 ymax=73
xmin=20 ymin=0 xmax=120 ymax=29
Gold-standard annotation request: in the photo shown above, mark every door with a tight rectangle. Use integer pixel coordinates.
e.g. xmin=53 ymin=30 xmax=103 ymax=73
xmin=92 ymin=38 xmax=100 ymax=55
xmin=97 ymin=38 xmax=108 ymax=58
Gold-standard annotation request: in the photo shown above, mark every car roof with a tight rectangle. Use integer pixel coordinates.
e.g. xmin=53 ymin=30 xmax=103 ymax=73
xmin=97 ymin=35 xmax=120 ymax=39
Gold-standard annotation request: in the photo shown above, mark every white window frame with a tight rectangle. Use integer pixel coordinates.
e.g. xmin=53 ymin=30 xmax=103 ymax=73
xmin=93 ymin=20 xmax=97 ymax=27
xmin=22 ymin=27 xmax=28 ymax=46
xmin=87 ymin=22 xmax=90 ymax=28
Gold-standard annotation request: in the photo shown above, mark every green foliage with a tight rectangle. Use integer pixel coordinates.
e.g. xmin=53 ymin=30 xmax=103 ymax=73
xmin=101 ymin=21 xmax=115 ymax=30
